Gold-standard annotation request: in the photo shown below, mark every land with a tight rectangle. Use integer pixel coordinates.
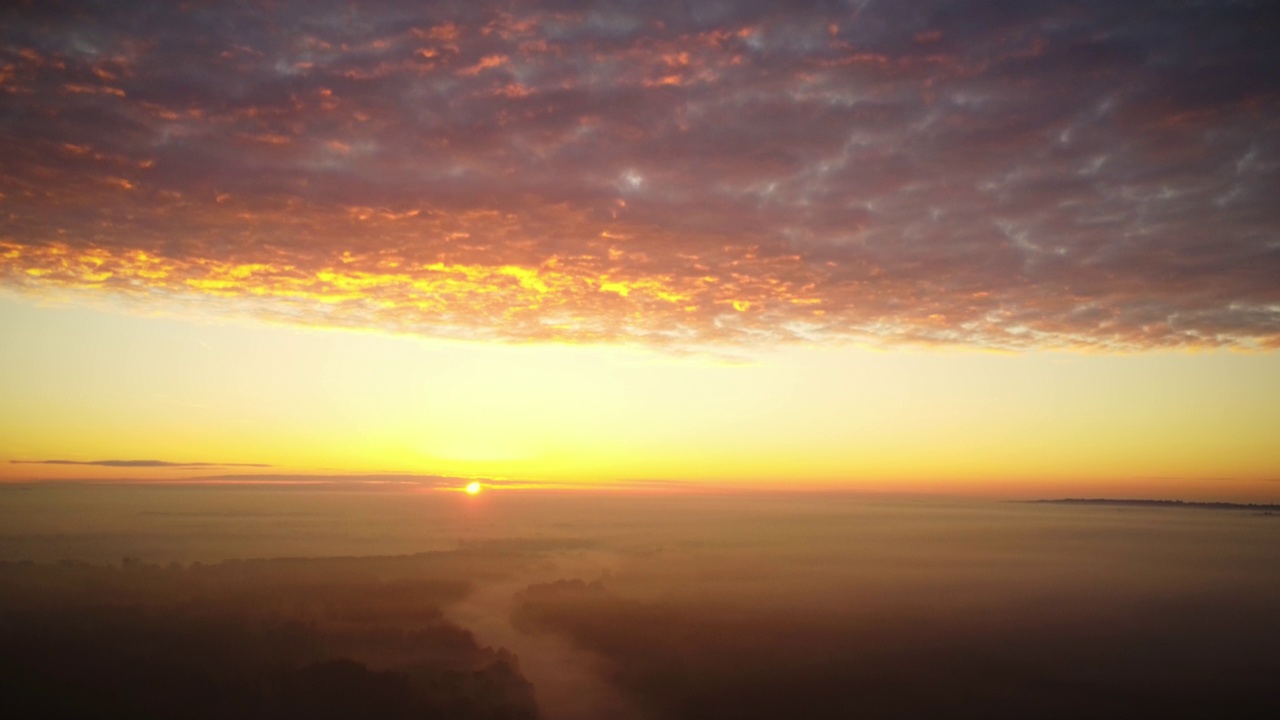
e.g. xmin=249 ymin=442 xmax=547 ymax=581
xmin=1030 ymin=498 xmax=1280 ymax=512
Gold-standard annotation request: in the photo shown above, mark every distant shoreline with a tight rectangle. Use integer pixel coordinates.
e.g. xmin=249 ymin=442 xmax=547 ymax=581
xmin=1029 ymin=498 xmax=1280 ymax=512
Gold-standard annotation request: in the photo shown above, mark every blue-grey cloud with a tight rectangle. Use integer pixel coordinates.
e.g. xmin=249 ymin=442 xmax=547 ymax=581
xmin=1 ymin=1 xmax=1277 ymax=350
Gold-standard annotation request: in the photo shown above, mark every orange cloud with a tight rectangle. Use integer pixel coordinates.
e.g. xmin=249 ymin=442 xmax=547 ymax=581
xmin=458 ymin=54 xmax=509 ymax=76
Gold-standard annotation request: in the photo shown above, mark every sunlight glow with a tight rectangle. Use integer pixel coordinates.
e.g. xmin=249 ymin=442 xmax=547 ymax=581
xmin=2 ymin=296 xmax=1280 ymax=499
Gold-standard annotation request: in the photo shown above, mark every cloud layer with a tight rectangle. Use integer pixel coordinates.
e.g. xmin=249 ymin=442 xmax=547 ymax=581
xmin=2 ymin=1 xmax=1278 ymax=349
xmin=11 ymin=459 xmax=271 ymax=468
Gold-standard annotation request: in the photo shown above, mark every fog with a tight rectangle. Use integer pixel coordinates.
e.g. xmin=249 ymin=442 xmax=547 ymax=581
xmin=2 ymin=484 xmax=1278 ymax=718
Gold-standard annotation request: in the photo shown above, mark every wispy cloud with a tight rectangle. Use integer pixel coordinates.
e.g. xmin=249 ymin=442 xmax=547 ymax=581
xmin=2 ymin=1 xmax=1277 ymax=350
xmin=11 ymin=460 xmax=272 ymax=468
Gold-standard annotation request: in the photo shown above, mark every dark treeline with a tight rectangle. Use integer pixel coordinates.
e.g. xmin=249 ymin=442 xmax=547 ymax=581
xmin=0 ymin=554 xmax=539 ymax=719
xmin=1031 ymin=498 xmax=1280 ymax=512
xmin=513 ymin=579 xmax=1280 ymax=720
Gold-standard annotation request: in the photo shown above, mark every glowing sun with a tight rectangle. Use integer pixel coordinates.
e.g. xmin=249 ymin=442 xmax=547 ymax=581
xmin=465 ymin=481 xmax=481 ymax=495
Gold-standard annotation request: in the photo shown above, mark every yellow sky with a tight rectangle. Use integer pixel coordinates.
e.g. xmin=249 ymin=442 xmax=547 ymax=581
xmin=3 ymin=292 xmax=1278 ymax=499
xmin=3 ymin=1 xmax=1279 ymax=504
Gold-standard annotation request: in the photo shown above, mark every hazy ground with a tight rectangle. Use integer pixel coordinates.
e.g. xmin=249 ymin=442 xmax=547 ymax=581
xmin=2 ymin=483 xmax=1278 ymax=719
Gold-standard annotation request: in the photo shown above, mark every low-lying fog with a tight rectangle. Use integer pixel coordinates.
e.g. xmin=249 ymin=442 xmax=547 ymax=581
xmin=2 ymin=483 xmax=1278 ymax=719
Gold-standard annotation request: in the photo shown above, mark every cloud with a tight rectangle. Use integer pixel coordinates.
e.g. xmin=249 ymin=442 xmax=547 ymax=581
xmin=11 ymin=459 xmax=272 ymax=468
xmin=1 ymin=1 xmax=1277 ymax=350
xmin=182 ymin=473 xmax=517 ymax=487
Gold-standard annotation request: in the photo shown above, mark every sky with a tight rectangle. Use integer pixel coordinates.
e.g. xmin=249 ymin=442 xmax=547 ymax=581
xmin=2 ymin=0 xmax=1278 ymax=496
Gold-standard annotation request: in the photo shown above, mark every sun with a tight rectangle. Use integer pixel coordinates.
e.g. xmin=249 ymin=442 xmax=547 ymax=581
xmin=465 ymin=481 xmax=481 ymax=495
